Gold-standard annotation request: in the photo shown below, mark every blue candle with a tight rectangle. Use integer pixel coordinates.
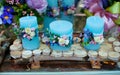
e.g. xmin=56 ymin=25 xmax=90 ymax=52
xmin=85 ymin=16 xmax=104 ymax=36
xmin=19 ymin=16 xmax=40 ymax=50
xmin=49 ymin=20 xmax=73 ymax=51
xmin=43 ymin=0 xmax=58 ymax=30
xmin=61 ymin=0 xmax=75 ymax=23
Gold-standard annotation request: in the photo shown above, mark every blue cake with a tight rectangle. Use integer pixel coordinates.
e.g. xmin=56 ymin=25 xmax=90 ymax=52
xmin=19 ymin=16 xmax=40 ymax=50
xmin=60 ymin=0 xmax=75 ymax=23
xmin=43 ymin=0 xmax=58 ymax=30
xmin=49 ymin=20 xmax=73 ymax=51
xmin=44 ymin=0 xmax=75 ymax=30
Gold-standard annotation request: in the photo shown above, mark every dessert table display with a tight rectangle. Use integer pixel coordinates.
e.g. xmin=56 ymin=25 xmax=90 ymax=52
xmin=0 ymin=0 xmax=120 ymax=73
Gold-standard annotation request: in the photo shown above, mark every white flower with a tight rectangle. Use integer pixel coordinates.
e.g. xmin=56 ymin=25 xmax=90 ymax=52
xmin=53 ymin=8 xmax=59 ymax=16
xmin=65 ymin=39 xmax=69 ymax=45
xmin=30 ymin=32 xmax=35 ymax=37
xmin=67 ymin=9 xmax=75 ymax=14
xmin=58 ymin=38 xmax=66 ymax=46
xmin=25 ymin=28 xmax=31 ymax=34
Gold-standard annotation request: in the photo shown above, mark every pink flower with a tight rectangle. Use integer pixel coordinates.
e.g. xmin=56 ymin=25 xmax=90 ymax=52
xmin=31 ymin=28 xmax=35 ymax=31
xmin=62 ymin=35 xmax=67 ymax=40
xmin=23 ymin=34 xmax=27 ymax=38
xmin=27 ymin=36 xmax=31 ymax=40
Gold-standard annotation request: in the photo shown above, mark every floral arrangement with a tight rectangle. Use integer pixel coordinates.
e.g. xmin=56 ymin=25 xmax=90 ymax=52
xmin=79 ymin=28 xmax=100 ymax=50
xmin=12 ymin=23 xmax=37 ymax=40
xmin=0 ymin=0 xmax=45 ymax=41
xmin=21 ymin=27 xmax=36 ymax=40
xmin=44 ymin=0 xmax=76 ymax=17
xmin=61 ymin=5 xmax=76 ymax=15
xmin=0 ymin=0 xmax=44 ymax=26
xmin=79 ymin=28 xmax=96 ymax=46
xmin=45 ymin=7 xmax=60 ymax=17
xmin=42 ymin=29 xmax=70 ymax=47
xmin=58 ymin=0 xmax=76 ymax=15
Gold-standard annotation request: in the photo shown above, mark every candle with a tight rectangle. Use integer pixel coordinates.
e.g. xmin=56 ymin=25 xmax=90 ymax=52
xmin=85 ymin=16 xmax=104 ymax=36
xmin=19 ymin=16 xmax=40 ymax=50
xmin=43 ymin=0 xmax=58 ymax=30
xmin=84 ymin=16 xmax=104 ymax=44
xmin=49 ymin=20 xmax=73 ymax=51
xmin=61 ymin=0 xmax=75 ymax=23
xmin=19 ymin=16 xmax=38 ymax=29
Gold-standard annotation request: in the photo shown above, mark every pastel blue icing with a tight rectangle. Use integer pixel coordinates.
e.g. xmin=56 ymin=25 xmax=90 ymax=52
xmin=19 ymin=16 xmax=40 ymax=50
xmin=85 ymin=16 xmax=104 ymax=36
xmin=50 ymin=20 xmax=73 ymax=51
xmin=47 ymin=0 xmax=58 ymax=7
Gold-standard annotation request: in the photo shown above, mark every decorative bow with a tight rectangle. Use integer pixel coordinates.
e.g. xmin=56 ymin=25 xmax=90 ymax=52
xmin=84 ymin=0 xmax=120 ymax=31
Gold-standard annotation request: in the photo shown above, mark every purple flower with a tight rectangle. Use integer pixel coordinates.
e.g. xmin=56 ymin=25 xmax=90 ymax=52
xmin=4 ymin=6 xmax=14 ymax=14
xmin=1 ymin=12 xmax=13 ymax=24
xmin=26 ymin=0 xmax=48 ymax=14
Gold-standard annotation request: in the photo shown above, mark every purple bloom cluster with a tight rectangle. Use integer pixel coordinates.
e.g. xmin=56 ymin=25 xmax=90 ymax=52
xmin=0 ymin=6 xmax=14 ymax=25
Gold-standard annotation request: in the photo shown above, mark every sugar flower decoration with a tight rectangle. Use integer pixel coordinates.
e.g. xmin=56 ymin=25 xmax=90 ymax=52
xmin=25 ymin=27 xmax=31 ymax=34
xmin=58 ymin=36 xmax=69 ymax=46
xmin=22 ymin=27 xmax=36 ymax=40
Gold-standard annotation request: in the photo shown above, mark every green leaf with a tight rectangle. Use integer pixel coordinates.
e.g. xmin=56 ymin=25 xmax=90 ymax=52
xmin=114 ymin=16 xmax=120 ymax=25
xmin=84 ymin=9 xmax=93 ymax=17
